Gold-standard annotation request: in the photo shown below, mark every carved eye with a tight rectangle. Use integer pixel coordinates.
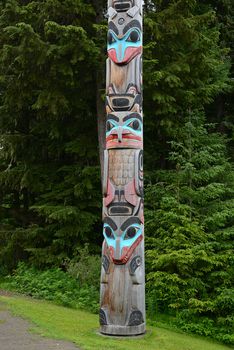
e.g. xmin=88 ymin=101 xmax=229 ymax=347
xmin=107 ymin=32 xmax=116 ymax=45
xmin=132 ymin=120 xmax=141 ymax=130
xmin=127 ymin=30 xmax=140 ymax=43
xmin=104 ymin=226 xmax=115 ymax=239
xmin=125 ymin=226 xmax=137 ymax=239
xmin=139 ymin=152 xmax=143 ymax=169
xmin=127 ymin=119 xmax=142 ymax=131
xmin=106 ymin=121 xmax=115 ymax=132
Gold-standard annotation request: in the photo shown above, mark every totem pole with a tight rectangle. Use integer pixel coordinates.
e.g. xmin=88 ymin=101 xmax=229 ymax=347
xmin=100 ymin=0 xmax=145 ymax=336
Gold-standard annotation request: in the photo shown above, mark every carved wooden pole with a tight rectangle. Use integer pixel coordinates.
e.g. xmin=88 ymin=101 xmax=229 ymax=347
xmin=100 ymin=0 xmax=145 ymax=336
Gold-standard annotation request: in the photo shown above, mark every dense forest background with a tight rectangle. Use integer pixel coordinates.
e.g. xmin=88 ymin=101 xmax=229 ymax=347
xmin=0 ymin=0 xmax=233 ymax=345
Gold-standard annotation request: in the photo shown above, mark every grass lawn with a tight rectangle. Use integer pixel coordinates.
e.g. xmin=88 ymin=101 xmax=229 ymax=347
xmin=0 ymin=295 xmax=232 ymax=350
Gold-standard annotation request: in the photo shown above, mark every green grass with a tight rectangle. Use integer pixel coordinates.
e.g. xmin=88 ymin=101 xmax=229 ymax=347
xmin=0 ymin=295 xmax=233 ymax=350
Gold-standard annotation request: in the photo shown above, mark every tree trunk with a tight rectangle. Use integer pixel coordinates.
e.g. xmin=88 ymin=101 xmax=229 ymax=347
xmin=93 ymin=0 xmax=106 ymax=178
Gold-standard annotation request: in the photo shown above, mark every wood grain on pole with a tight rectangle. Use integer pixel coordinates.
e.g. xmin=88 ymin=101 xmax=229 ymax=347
xmin=100 ymin=0 xmax=145 ymax=336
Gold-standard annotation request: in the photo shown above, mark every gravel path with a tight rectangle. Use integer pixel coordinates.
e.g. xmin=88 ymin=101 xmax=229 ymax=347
xmin=0 ymin=303 xmax=80 ymax=350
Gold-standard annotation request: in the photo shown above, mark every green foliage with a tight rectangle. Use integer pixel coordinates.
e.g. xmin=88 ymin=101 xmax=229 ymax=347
xmin=66 ymin=244 xmax=101 ymax=288
xmin=145 ymin=111 xmax=234 ymax=345
xmin=0 ymin=0 xmax=102 ymax=270
xmin=143 ymin=0 xmax=230 ymax=168
xmin=3 ymin=262 xmax=99 ymax=313
xmin=173 ymin=310 xmax=234 ymax=345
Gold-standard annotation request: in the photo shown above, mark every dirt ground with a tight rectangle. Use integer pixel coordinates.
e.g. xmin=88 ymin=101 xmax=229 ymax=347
xmin=0 ymin=302 xmax=80 ymax=350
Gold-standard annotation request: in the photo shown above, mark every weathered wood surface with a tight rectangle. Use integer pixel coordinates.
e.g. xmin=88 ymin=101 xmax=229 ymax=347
xmin=100 ymin=0 xmax=145 ymax=336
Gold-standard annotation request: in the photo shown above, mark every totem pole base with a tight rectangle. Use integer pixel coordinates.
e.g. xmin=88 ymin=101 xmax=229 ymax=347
xmin=100 ymin=323 xmax=146 ymax=336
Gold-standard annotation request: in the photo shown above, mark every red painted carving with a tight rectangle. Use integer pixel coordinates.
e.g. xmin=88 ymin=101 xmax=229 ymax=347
xmin=108 ymin=46 xmax=142 ymax=65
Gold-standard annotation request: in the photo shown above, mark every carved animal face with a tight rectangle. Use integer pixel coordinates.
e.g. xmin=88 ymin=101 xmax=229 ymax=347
xmin=106 ymin=84 xmax=142 ymax=112
xmin=107 ymin=20 xmax=142 ymax=64
xmin=106 ymin=112 xmax=143 ymax=149
xmin=103 ymin=217 xmax=143 ymax=264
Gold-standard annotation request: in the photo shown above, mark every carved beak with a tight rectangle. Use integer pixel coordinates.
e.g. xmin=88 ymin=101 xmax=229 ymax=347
xmin=114 ymin=238 xmax=121 ymax=260
xmin=117 ymin=127 xmax=123 ymax=142
xmin=117 ymin=43 xmax=123 ymax=62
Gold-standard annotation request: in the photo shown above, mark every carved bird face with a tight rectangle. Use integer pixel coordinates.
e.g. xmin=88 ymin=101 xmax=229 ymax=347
xmin=103 ymin=217 xmax=143 ymax=264
xmin=106 ymin=112 xmax=143 ymax=149
xmin=107 ymin=20 xmax=142 ymax=64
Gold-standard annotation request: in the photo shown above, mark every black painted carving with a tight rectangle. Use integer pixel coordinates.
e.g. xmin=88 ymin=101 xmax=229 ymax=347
xmin=128 ymin=310 xmax=144 ymax=326
xmin=102 ymin=255 xmax=110 ymax=273
xmin=100 ymin=309 xmax=108 ymax=325
xmin=130 ymin=255 xmax=142 ymax=275
xmin=106 ymin=84 xmax=142 ymax=112
xmin=113 ymin=0 xmax=134 ymax=12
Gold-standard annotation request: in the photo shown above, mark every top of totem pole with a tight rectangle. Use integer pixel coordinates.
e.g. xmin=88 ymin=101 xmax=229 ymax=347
xmin=107 ymin=0 xmax=143 ymax=65
xmin=107 ymin=0 xmax=142 ymax=20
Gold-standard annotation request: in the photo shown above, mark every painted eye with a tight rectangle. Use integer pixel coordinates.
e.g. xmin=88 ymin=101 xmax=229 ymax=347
xmin=104 ymin=226 xmax=114 ymax=239
xmin=107 ymin=32 xmax=116 ymax=45
xmin=128 ymin=119 xmax=141 ymax=131
xmin=132 ymin=120 xmax=141 ymax=130
xmin=106 ymin=121 xmax=115 ymax=132
xmin=125 ymin=226 xmax=138 ymax=239
xmin=127 ymin=30 xmax=140 ymax=43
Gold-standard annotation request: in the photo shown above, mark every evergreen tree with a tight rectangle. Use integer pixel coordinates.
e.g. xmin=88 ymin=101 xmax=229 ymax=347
xmin=200 ymin=0 xmax=234 ymax=159
xmin=145 ymin=111 xmax=234 ymax=343
xmin=143 ymin=0 xmax=230 ymax=169
xmin=0 ymin=0 xmax=102 ymax=270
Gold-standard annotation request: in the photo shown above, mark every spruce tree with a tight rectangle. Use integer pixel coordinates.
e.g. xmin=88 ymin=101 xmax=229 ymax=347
xmin=201 ymin=0 xmax=234 ymax=159
xmin=143 ymin=0 xmax=230 ymax=169
xmin=0 ymin=0 xmax=102 ymax=269
xmin=145 ymin=111 xmax=234 ymax=343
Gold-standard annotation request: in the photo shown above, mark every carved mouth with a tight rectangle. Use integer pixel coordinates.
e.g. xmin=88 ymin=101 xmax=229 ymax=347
xmin=110 ymin=96 xmax=135 ymax=111
xmin=108 ymin=46 xmax=142 ymax=65
xmin=113 ymin=1 xmax=133 ymax=12
xmin=106 ymin=93 xmax=142 ymax=112
xmin=111 ymin=235 xmax=143 ymax=265
xmin=106 ymin=134 xmax=142 ymax=142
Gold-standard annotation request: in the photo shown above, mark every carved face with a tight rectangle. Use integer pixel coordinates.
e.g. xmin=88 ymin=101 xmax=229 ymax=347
xmin=103 ymin=217 xmax=143 ymax=264
xmin=106 ymin=112 xmax=143 ymax=149
xmin=106 ymin=84 xmax=142 ymax=112
xmin=107 ymin=20 xmax=142 ymax=64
